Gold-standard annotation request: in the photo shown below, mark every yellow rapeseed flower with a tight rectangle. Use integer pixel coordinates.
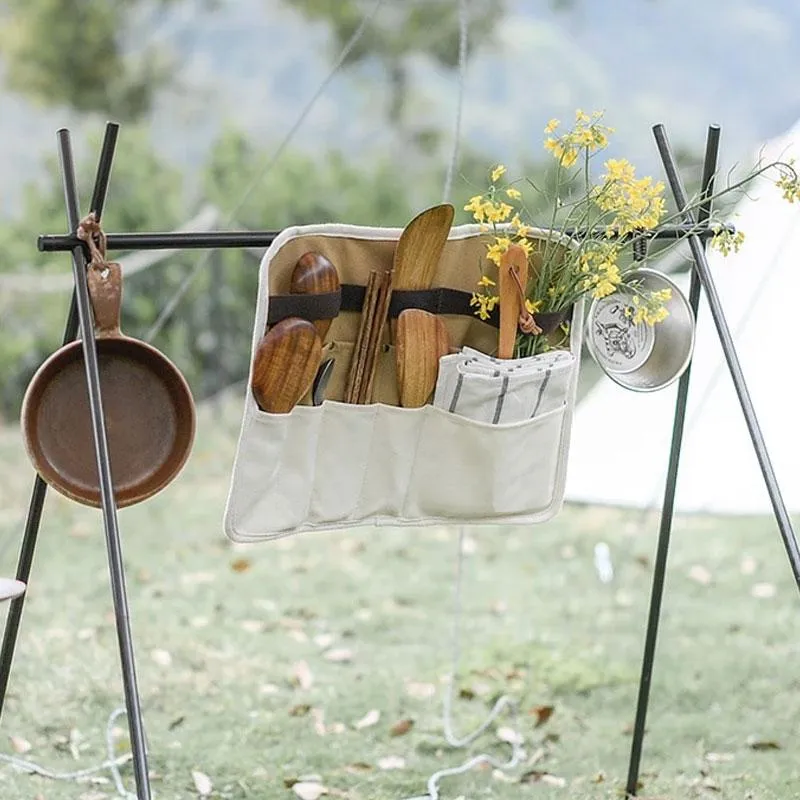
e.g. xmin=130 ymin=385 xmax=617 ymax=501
xmin=486 ymin=236 xmax=512 ymax=266
xmin=506 ymin=187 xmax=522 ymax=200
xmin=525 ymin=298 xmax=542 ymax=314
xmin=710 ymin=226 xmax=746 ymax=256
xmin=464 ymin=195 xmax=486 ymax=223
xmin=516 ymin=237 xmax=534 ymax=257
xmin=544 ymin=118 xmax=560 ymax=133
xmin=484 ymin=201 xmax=514 ymax=223
xmin=491 ymin=164 xmax=506 ymax=182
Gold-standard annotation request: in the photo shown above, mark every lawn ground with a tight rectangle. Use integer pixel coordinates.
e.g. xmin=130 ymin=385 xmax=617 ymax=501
xmin=0 ymin=391 xmax=797 ymax=799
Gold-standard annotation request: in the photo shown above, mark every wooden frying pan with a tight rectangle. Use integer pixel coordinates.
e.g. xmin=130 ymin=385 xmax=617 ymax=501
xmin=20 ymin=261 xmax=195 ymax=508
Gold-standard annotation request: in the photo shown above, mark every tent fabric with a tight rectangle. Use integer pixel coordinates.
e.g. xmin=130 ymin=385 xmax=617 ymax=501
xmin=565 ymin=122 xmax=800 ymax=515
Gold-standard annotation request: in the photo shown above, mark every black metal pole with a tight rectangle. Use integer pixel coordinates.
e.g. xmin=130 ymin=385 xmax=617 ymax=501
xmin=35 ymin=223 xmax=728 ymax=254
xmin=655 ymin=124 xmax=800 ymax=586
xmin=0 ymin=122 xmax=120 ymax=720
xmin=57 ymin=129 xmax=152 ymax=799
xmin=625 ymin=125 xmax=721 ymax=797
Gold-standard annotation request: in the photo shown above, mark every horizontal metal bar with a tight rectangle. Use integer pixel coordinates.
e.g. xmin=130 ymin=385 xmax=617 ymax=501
xmin=38 ymin=230 xmax=282 ymax=252
xmin=37 ymin=223 xmax=731 ymax=254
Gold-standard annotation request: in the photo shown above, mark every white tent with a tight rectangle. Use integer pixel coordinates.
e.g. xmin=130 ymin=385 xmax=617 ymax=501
xmin=565 ymin=121 xmax=800 ymax=515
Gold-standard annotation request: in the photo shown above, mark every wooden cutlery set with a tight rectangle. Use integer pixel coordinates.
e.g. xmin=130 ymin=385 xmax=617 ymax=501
xmin=251 ymin=204 xmax=457 ymax=414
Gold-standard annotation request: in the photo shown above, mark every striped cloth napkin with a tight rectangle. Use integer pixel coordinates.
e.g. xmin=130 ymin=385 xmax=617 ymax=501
xmin=432 ymin=346 xmax=575 ymax=425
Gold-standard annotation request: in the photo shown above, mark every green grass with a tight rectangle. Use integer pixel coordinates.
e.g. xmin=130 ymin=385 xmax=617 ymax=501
xmin=0 ymin=391 xmax=798 ymax=799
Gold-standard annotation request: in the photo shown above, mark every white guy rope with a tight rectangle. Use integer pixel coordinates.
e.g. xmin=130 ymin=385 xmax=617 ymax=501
xmin=0 ymin=707 xmax=136 ymax=799
xmin=406 ymin=528 xmax=524 ymax=800
xmin=441 ymin=0 xmax=469 ymax=204
xmin=144 ymin=0 xmax=386 ymax=343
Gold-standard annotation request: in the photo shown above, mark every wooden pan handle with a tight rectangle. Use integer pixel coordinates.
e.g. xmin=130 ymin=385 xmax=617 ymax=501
xmin=87 ymin=261 xmax=123 ymax=339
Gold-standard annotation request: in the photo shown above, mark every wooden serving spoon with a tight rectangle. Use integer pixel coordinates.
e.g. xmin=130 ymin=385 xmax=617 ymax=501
xmin=290 ymin=252 xmax=340 ymax=341
xmin=396 ymin=309 xmax=450 ymax=408
xmin=252 ymin=317 xmax=322 ymax=413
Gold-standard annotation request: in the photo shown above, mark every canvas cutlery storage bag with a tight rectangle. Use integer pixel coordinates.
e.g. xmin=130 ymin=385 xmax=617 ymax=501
xmin=223 ymin=222 xmax=584 ymax=542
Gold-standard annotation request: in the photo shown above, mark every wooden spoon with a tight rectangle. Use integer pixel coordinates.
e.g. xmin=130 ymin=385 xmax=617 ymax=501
xmin=396 ymin=309 xmax=450 ymax=408
xmin=252 ymin=317 xmax=322 ymax=413
xmin=290 ymin=252 xmax=340 ymax=341
xmin=391 ymin=203 xmax=454 ymax=338
xmin=498 ymin=243 xmax=529 ymax=359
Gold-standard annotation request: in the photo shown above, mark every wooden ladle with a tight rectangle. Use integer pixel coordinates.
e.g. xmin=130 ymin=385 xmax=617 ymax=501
xmin=252 ymin=317 xmax=322 ymax=413
xmin=396 ymin=309 xmax=450 ymax=408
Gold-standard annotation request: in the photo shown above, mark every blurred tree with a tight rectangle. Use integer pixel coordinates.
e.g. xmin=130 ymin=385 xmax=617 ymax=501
xmin=0 ymin=0 xmax=180 ymax=119
xmin=278 ymin=0 xmax=506 ymax=132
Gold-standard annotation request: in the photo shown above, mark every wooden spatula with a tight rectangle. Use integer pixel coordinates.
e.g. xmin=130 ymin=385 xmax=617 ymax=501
xmin=252 ymin=317 xmax=322 ymax=413
xmin=498 ymin=244 xmax=529 ymax=359
xmin=391 ymin=203 xmax=454 ymax=336
xmin=396 ymin=309 xmax=450 ymax=408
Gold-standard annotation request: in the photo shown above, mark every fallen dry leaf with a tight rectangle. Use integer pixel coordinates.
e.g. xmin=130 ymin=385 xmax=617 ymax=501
xmin=704 ymin=752 xmax=734 ymax=763
xmin=526 ymin=747 xmax=546 ymax=767
xmin=740 ymin=555 xmax=758 ymax=575
xmin=191 ymin=769 xmax=213 ymax=796
xmin=490 ymin=600 xmax=508 ymax=616
xmin=519 ymin=770 xmax=566 ymax=788
xmin=688 ymin=565 xmax=713 ymax=585
xmin=291 ymin=660 xmax=314 ymax=690
xmin=345 ymin=762 xmax=373 ymax=774
xmin=751 ymin=582 xmax=776 ymax=599
xmin=230 ymin=557 xmax=252 ymax=573
xmin=747 ymin=736 xmax=781 ymax=750
xmin=289 ymin=704 xmax=311 ymax=717
xmin=377 ymin=755 xmax=406 ymax=770
xmin=151 ymin=649 xmax=172 ymax=667
xmin=615 ymin=589 xmax=634 ymax=607
xmin=292 ymin=781 xmax=327 ymax=800
xmin=9 ymin=735 xmax=32 ymax=754
xmin=313 ymin=633 xmax=335 ymax=649
xmin=353 ymin=709 xmax=380 ymax=730
xmin=181 ymin=571 xmax=216 ymax=586
xmin=591 ymin=771 xmax=606 ymax=783
xmin=324 ymin=648 xmax=353 ymax=663
xmin=405 ymin=681 xmax=436 ymax=699
xmin=530 ymin=704 xmax=555 ymax=727
xmin=496 ymin=726 xmax=524 ymax=746
xmin=389 ymin=718 xmax=414 ymax=737
xmin=311 ymin=708 xmax=326 ymax=736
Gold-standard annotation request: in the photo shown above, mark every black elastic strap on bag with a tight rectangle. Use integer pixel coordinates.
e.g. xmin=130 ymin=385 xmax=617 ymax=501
xmin=267 ymin=284 xmax=502 ymax=328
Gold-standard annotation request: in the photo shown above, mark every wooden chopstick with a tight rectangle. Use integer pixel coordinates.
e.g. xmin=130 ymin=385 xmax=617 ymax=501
xmin=360 ymin=270 xmax=393 ymax=404
xmin=344 ymin=270 xmax=380 ymax=403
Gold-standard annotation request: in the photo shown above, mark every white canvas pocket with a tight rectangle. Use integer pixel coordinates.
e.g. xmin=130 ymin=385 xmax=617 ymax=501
xmin=404 ymin=402 xmax=568 ymax=521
